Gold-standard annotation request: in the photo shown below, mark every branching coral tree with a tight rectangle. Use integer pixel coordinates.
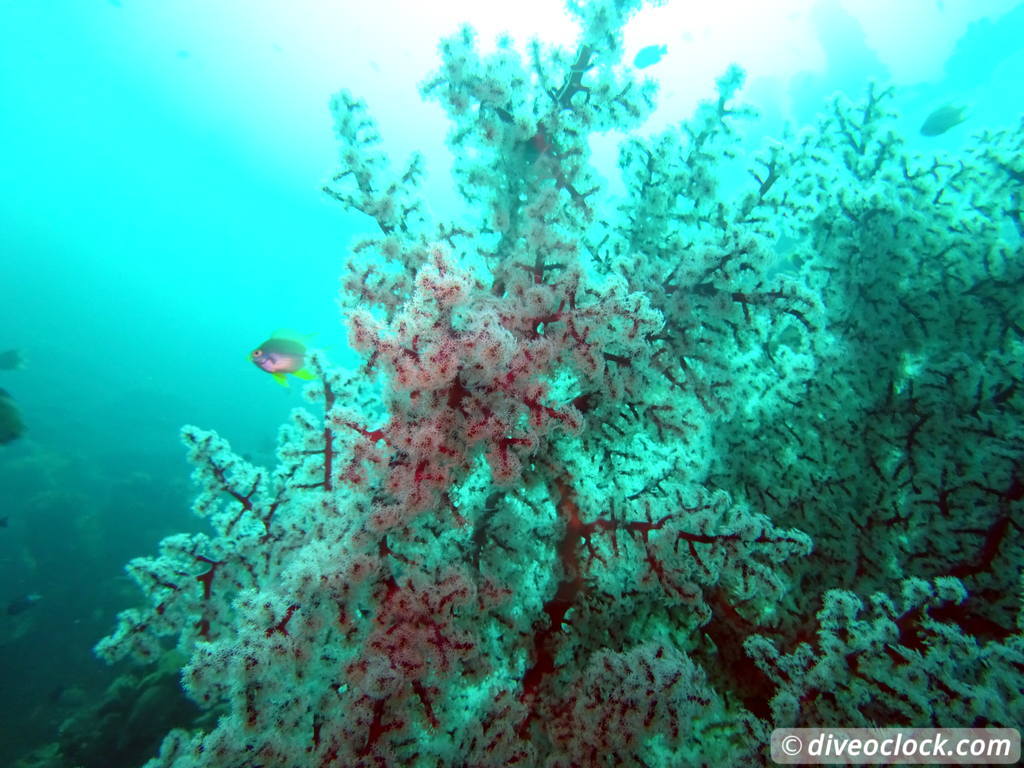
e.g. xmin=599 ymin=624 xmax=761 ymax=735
xmin=98 ymin=1 xmax=1023 ymax=766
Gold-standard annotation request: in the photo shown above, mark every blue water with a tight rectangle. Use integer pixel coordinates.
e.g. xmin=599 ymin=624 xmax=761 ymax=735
xmin=1 ymin=0 xmax=1022 ymax=765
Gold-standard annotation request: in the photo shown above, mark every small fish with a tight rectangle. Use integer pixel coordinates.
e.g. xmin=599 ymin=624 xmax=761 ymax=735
xmin=0 ymin=516 xmax=8 ymax=528
xmin=251 ymin=332 xmax=317 ymax=387
xmin=633 ymin=44 xmax=667 ymax=70
xmin=7 ymin=593 xmax=41 ymax=616
xmin=0 ymin=389 xmax=23 ymax=444
xmin=0 ymin=349 xmax=22 ymax=370
xmin=996 ymin=161 xmax=1024 ymax=185
xmin=48 ymin=683 xmax=68 ymax=704
xmin=920 ymin=103 xmax=967 ymax=136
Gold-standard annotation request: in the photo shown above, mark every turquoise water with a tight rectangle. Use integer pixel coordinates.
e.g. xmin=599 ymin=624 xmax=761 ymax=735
xmin=1 ymin=1 xmax=1023 ymax=766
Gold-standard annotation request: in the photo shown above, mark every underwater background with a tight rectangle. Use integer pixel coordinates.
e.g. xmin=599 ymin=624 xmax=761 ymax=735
xmin=1 ymin=0 xmax=1023 ymax=765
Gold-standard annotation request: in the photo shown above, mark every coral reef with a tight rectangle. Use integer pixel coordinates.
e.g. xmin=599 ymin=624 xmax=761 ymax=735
xmin=98 ymin=1 xmax=1023 ymax=765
